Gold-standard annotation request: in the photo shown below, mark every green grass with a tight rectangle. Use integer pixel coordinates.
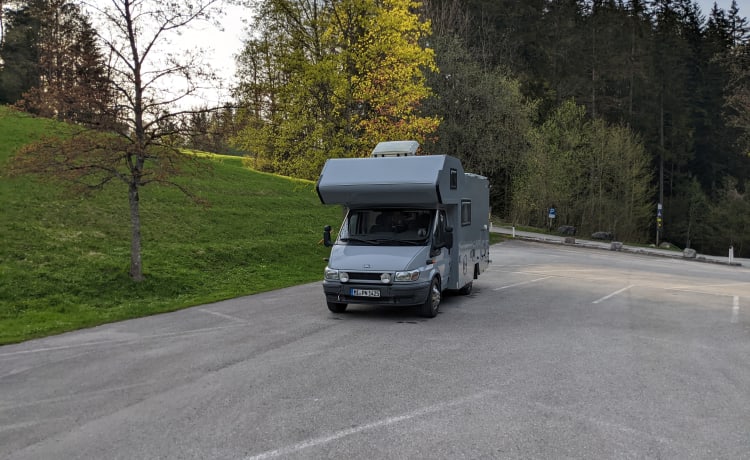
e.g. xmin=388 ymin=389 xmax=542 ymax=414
xmin=0 ymin=107 xmax=342 ymax=345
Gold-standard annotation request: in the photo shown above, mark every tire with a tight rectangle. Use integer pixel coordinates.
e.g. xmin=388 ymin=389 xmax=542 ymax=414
xmin=327 ymin=301 xmax=347 ymax=313
xmin=420 ymin=277 xmax=441 ymax=318
xmin=458 ymin=281 xmax=473 ymax=295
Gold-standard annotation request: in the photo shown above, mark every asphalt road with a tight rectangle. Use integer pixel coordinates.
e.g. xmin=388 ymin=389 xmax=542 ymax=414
xmin=1 ymin=240 xmax=749 ymax=459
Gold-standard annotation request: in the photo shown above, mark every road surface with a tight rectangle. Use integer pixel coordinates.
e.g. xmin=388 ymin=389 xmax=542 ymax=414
xmin=1 ymin=240 xmax=749 ymax=459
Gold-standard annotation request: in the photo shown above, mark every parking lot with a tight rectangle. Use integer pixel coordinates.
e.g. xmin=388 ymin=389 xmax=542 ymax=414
xmin=1 ymin=239 xmax=749 ymax=459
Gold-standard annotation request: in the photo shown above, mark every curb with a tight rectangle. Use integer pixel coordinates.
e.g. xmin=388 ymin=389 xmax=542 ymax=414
xmin=494 ymin=231 xmax=742 ymax=267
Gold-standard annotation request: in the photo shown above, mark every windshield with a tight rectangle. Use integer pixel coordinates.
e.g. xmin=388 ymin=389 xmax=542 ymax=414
xmin=339 ymin=209 xmax=434 ymax=246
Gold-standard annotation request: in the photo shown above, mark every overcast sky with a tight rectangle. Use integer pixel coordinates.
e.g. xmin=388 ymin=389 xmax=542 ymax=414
xmin=696 ymin=0 xmax=745 ymax=16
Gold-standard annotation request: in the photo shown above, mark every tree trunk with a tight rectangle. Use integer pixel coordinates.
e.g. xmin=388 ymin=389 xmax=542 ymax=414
xmin=129 ymin=181 xmax=143 ymax=281
xmin=591 ymin=25 xmax=597 ymax=119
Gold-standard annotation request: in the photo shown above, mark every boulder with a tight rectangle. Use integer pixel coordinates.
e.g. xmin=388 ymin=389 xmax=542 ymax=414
xmin=558 ymin=225 xmax=577 ymax=235
xmin=591 ymin=231 xmax=614 ymax=241
xmin=610 ymin=241 xmax=623 ymax=251
xmin=564 ymin=237 xmax=576 ymax=244
xmin=683 ymin=248 xmax=697 ymax=258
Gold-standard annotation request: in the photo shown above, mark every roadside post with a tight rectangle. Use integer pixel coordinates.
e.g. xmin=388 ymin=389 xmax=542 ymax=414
xmin=548 ymin=206 xmax=556 ymax=232
xmin=656 ymin=203 xmax=663 ymax=246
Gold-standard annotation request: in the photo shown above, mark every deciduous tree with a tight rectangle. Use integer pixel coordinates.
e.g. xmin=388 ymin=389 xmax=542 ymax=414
xmin=11 ymin=0 xmax=222 ymax=281
xmin=512 ymin=100 xmax=653 ymax=241
xmin=233 ymin=0 xmax=439 ymax=180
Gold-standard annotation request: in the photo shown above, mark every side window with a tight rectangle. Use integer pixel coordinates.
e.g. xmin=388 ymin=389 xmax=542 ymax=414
xmin=348 ymin=212 xmax=358 ymax=234
xmin=434 ymin=211 xmax=446 ymax=239
xmin=461 ymin=200 xmax=471 ymax=226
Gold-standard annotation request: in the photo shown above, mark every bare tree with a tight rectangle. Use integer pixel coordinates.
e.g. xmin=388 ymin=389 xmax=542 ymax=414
xmin=12 ymin=0 xmax=223 ymax=281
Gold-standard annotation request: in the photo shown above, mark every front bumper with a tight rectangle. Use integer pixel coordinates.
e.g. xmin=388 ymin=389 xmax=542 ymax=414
xmin=323 ymin=280 xmax=431 ymax=306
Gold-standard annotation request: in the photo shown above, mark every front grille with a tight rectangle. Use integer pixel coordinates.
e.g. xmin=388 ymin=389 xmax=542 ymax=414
xmin=348 ymin=272 xmax=389 ymax=281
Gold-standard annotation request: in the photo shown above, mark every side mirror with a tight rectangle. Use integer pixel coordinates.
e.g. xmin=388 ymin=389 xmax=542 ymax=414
xmin=444 ymin=228 xmax=453 ymax=250
xmin=322 ymin=225 xmax=333 ymax=247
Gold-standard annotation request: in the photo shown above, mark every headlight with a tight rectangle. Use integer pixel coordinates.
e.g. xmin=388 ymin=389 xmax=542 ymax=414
xmin=380 ymin=273 xmax=392 ymax=284
xmin=339 ymin=272 xmax=350 ymax=283
xmin=394 ymin=270 xmax=420 ymax=282
xmin=324 ymin=267 xmax=339 ymax=281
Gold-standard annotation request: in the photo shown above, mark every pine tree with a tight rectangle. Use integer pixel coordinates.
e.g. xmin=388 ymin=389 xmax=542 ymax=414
xmin=16 ymin=0 xmax=113 ymax=126
xmin=0 ymin=0 xmax=42 ymax=104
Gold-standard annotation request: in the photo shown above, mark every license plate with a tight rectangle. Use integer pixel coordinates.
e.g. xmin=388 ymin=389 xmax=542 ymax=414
xmin=351 ymin=288 xmax=381 ymax=297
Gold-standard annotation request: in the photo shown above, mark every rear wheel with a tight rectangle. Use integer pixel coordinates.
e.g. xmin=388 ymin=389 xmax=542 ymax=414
xmin=420 ymin=277 xmax=441 ymax=318
xmin=327 ymin=301 xmax=347 ymax=313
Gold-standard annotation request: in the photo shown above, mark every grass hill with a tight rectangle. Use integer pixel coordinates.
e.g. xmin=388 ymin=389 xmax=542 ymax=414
xmin=0 ymin=106 xmax=342 ymax=345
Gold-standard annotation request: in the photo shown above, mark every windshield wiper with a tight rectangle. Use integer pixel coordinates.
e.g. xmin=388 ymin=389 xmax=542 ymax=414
xmin=340 ymin=237 xmax=378 ymax=245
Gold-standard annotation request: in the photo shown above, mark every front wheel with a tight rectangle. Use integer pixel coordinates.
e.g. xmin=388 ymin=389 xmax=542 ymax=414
xmin=327 ymin=301 xmax=347 ymax=313
xmin=420 ymin=277 xmax=441 ymax=318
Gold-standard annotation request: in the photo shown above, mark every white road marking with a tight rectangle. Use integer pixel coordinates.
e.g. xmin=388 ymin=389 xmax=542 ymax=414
xmin=197 ymin=308 xmax=248 ymax=323
xmin=244 ymin=390 xmax=499 ymax=460
xmin=0 ymin=381 xmax=156 ymax=410
xmin=531 ymin=401 xmax=674 ymax=446
xmin=663 ymin=288 xmax=736 ymax=297
xmin=632 ymin=334 xmax=723 ymax=351
xmin=592 ymin=285 xmax=634 ymax=304
xmin=666 ymin=282 xmax=750 ymax=290
xmin=0 ymin=325 xmax=242 ymax=358
xmin=492 ymin=277 xmax=551 ymax=291
xmin=731 ymin=296 xmax=739 ymax=324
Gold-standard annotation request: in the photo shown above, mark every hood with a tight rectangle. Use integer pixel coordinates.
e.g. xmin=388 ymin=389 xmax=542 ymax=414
xmin=328 ymin=244 xmax=427 ymax=272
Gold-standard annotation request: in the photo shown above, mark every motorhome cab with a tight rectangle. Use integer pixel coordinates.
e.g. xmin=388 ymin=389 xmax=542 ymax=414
xmin=316 ymin=141 xmax=491 ymax=318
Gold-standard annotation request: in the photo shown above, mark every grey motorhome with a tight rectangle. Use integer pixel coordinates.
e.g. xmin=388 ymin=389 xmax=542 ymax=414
xmin=316 ymin=141 xmax=491 ymax=317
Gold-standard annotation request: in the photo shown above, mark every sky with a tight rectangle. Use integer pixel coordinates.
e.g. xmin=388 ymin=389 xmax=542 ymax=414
xmin=175 ymin=4 xmax=253 ymax=108
xmin=696 ymin=0 xmax=746 ymax=16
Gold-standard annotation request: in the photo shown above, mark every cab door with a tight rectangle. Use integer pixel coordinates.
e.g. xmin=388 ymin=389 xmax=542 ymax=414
xmin=431 ymin=210 xmax=452 ymax=288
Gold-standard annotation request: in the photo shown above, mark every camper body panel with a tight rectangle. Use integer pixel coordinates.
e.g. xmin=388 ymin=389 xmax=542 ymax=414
xmin=445 ymin=173 xmax=491 ymax=291
xmin=316 ymin=155 xmax=464 ymax=207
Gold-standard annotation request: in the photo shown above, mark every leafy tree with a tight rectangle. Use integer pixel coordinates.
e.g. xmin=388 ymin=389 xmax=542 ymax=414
xmin=353 ymin=0 xmax=440 ymax=146
xmin=665 ymin=175 xmax=710 ymax=249
xmin=233 ymin=0 xmax=439 ymax=180
xmin=11 ymin=0 xmax=222 ymax=281
xmin=708 ymin=177 xmax=750 ymax=256
xmin=180 ymin=104 xmax=239 ymax=154
xmin=421 ymin=33 xmax=535 ymax=217
xmin=512 ymin=100 xmax=652 ymax=241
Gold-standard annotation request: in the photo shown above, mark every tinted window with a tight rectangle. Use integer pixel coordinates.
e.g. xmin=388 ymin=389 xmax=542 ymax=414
xmin=461 ymin=200 xmax=471 ymax=226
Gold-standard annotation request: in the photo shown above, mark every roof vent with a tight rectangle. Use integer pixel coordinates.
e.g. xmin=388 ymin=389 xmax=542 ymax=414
xmin=371 ymin=140 xmax=420 ymax=157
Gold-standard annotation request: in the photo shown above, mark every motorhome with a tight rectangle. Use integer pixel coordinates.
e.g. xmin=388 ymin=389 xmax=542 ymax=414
xmin=316 ymin=141 xmax=491 ymax=317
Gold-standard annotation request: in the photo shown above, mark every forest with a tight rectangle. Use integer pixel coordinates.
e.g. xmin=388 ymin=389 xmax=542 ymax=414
xmin=1 ymin=0 xmax=749 ymax=257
